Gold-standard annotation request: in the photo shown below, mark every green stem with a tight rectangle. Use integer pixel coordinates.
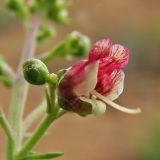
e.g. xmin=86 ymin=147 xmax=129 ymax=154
xmin=24 ymin=101 xmax=45 ymax=132
xmin=0 ymin=59 xmax=15 ymax=81
xmin=0 ymin=109 xmax=14 ymax=141
xmin=14 ymin=114 xmax=58 ymax=160
xmin=0 ymin=75 xmax=13 ymax=87
xmin=7 ymin=17 xmax=39 ymax=160
xmin=39 ymin=40 xmax=66 ymax=63
xmin=0 ymin=109 xmax=15 ymax=160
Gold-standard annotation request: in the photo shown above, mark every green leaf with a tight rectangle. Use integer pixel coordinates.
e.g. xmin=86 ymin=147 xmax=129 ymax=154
xmin=24 ymin=152 xmax=64 ymax=159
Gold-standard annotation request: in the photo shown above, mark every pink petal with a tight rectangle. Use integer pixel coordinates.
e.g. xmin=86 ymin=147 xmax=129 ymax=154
xmin=105 ymin=70 xmax=125 ymax=100
xmin=58 ymin=60 xmax=88 ymax=100
xmin=109 ymin=44 xmax=129 ymax=68
xmin=88 ymin=39 xmax=112 ymax=61
xmin=73 ymin=61 xmax=99 ymax=96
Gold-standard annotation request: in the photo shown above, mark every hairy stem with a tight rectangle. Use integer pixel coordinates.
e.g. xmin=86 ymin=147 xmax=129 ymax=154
xmin=14 ymin=114 xmax=58 ymax=160
xmin=0 ymin=109 xmax=14 ymax=141
xmin=7 ymin=17 xmax=39 ymax=159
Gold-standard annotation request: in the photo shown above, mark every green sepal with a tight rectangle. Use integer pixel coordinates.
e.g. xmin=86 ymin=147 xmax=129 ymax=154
xmin=47 ymin=74 xmax=58 ymax=86
xmin=56 ymin=69 xmax=66 ymax=81
xmin=23 ymin=151 xmax=64 ymax=159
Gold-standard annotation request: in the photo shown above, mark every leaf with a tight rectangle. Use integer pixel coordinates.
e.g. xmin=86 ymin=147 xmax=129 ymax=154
xmin=24 ymin=152 xmax=64 ymax=159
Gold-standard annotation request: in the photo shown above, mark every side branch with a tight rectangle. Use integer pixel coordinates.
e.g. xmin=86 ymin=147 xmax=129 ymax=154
xmin=0 ymin=108 xmax=14 ymax=140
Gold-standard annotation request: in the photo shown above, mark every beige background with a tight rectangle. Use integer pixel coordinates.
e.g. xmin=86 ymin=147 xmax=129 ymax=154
xmin=0 ymin=0 xmax=160 ymax=159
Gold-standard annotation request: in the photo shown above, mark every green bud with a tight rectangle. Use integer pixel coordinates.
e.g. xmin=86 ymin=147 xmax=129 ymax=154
xmin=23 ymin=59 xmax=49 ymax=85
xmin=66 ymin=31 xmax=91 ymax=57
xmin=47 ymin=8 xmax=70 ymax=24
xmin=6 ymin=0 xmax=28 ymax=19
xmin=48 ymin=73 xmax=58 ymax=84
xmin=46 ymin=0 xmax=70 ymax=24
xmin=31 ymin=0 xmax=48 ymax=13
xmin=40 ymin=31 xmax=91 ymax=63
xmin=37 ymin=26 xmax=56 ymax=43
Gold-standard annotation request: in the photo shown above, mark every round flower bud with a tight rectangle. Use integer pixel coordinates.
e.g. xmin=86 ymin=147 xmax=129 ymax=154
xmin=52 ymin=0 xmax=68 ymax=10
xmin=37 ymin=26 xmax=56 ymax=43
xmin=47 ymin=8 xmax=70 ymax=24
xmin=6 ymin=0 xmax=28 ymax=19
xmin=23 ymin=59 xmax=49 ymax=85
xmin=66 ymin=31 xmax=91 ymax=58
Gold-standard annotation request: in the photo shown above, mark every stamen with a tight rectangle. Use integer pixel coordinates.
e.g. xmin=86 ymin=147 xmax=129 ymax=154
xmin=91 ymin=90 xmax=141 ymax=114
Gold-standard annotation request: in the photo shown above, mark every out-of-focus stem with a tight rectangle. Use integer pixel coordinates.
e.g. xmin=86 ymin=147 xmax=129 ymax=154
xmin=1 ymin=61 xmax=15 ymax=81
xmin=7 ymin=17 xmax=39 ymax=159
xmin=0 ymin=58 xmax=15 ymax=87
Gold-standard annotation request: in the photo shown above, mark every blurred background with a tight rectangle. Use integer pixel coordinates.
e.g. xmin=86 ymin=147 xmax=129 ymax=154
xmin=0 ymin=0 xmax=160 ymax=159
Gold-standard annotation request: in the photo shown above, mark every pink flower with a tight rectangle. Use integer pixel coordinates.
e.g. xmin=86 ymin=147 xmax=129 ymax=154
xmin=58 ymin=39 xmax=141 ymax=116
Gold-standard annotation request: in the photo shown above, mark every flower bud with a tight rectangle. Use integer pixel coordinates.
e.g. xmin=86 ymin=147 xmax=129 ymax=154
xmin=6 ymin=0 xmax=28 ymax=19
xmin=23 ymin=59 xmax=49 ymax=85
xmin=37 ymin=26 xmax=56 ymax=43
xmin=66 ymin=31 xmax=91 ymax=57
xmin=45 ymin=0 xmax=70 ymax=24
xmin=47 ymin=8 xmax=70 ymax=24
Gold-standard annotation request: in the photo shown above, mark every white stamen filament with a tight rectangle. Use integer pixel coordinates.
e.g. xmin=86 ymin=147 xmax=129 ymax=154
xmin=91 ymin=90 xmax=141 ymax=114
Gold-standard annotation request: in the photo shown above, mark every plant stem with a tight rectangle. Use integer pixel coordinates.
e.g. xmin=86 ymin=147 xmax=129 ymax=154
xmin=14 ymin=114 xmax=57 ymax=160
xmin=24 ymin=152 xmax=64 ymax=159
xmin=39 ymin=41 xmax=66 ymax=63
xmin=7 ymin=17 xmax=39 ymax=159
xmin=0 ymin=60 xmax=15 ymax=81
xmin=0 ymin=109 xmax=14 ymax=141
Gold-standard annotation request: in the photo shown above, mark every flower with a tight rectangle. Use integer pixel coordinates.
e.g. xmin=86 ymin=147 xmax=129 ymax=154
xmin=58 ymin=39 xmax=141 ymax=116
